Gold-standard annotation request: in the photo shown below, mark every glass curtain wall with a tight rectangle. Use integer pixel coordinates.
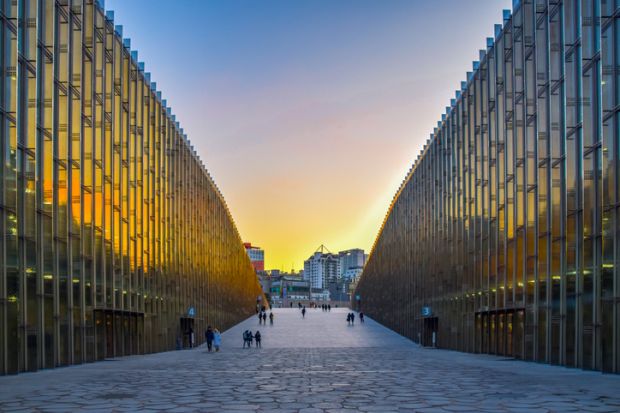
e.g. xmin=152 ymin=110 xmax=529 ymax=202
xmin=355 ymin=0 xmax=620 ymax=373
xmin=0 ymin=0 xmax=264 ymax=375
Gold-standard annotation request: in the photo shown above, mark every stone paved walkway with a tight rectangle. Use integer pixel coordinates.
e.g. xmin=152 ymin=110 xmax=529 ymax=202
xmin=1 ymin=307 xmax=620 ymax=412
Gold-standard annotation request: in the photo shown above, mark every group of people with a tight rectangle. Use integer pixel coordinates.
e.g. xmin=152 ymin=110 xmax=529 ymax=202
xmin=206 ymin=308 xmax=366 ymax=350
xmin=243 ymin=330 xmax=262 ymax=348
xmin=258 ymin=310 xmax=274 ymax=325
xmin=204 ymin=326 xmax=222 ymax=352
xmin=347 ymin=312 xmax=364 ymax=325
xmin=204 ymin=326 xmax=265 ymax=350
xmin=347 ymin=312 xmax=355 ymax=324
xmin=294 ymin=302 xmax=336 ymax=309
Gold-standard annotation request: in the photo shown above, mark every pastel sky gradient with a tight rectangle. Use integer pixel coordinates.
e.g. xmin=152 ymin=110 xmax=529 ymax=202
xmin=106 ymin=0 xmax=512 ymax=271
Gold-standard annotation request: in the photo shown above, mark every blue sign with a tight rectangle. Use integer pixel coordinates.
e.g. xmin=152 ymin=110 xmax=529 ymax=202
xmin=421 ymin=306 xmax=432 ymax=317
xmin=188 ymin=307 xmax=196 ymax=317
xmin=355 ymin=294 xmax=361 ymax=301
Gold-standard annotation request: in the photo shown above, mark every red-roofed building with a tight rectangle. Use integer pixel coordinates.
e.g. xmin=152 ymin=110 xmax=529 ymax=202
xmin=244 ymin=242 xmax=265 ymax=272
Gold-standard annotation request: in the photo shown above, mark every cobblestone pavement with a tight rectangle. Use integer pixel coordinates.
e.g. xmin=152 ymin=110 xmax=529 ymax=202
xmin=1 ymin=307 xmax=620 ymax=412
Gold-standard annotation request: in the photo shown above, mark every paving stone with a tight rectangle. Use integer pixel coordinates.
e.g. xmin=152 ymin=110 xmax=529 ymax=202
xmin=0 ymin=308 xmax=618 ymax=412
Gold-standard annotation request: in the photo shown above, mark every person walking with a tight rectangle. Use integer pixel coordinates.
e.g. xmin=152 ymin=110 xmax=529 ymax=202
xmin=350 ymin=312 xmax=355 ymax=325
xmin=328 ymin=304 xmax=331 ymax=312
xmin=262 ymin=312 xmax=267 ymax=324
xmin=205 ymin=326 xmax=214 ymax=352
xmin=254 ymin=330 xmax=262 ymax=348
xmin=243 ymin=330 xmax=253 ymax=348
xmin=258 ymin=312 xmax=263 ymax=325
xmin=359 ymin=312 xmax=365 ymax=323
xmin=301 ymin=306 xmax=306 ymax=318
xmin=269 ymin=312 xmax=274 ymax=325
xmin=213 ymin=328 xmax=222 ymax=352
xmin=346 ymin=313 xmax=351 ymax=325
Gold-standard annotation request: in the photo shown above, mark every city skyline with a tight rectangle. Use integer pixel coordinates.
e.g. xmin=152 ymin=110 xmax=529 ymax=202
xmin=106 ymin=0 xmax=512 ymax=270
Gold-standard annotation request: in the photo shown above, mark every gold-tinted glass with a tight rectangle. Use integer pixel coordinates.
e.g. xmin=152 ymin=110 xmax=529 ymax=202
xmin=0 ymin=0 xmax=264 ymax=375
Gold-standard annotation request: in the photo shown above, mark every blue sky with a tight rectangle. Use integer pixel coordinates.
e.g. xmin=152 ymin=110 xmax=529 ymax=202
xmin=106 ymin=0 xmax=512 ymax=270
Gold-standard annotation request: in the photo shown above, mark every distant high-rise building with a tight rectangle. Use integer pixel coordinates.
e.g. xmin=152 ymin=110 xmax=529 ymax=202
xmin=244 ymin=243 xmax=265 ymax=272
xmin=338 ymin=249 xmax=366 ymax=280
xmin=303 ymin=245 xmax=339 ymax=289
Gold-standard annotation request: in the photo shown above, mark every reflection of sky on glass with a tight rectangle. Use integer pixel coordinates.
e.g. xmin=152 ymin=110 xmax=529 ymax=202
xmin=107 ymin=0 xmax=512 ymax=271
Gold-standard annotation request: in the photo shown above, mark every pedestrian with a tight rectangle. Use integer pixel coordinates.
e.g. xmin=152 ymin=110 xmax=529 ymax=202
xmin=360 ymin=312 xmax=365 ymax=323
xmin=205 ymin=325 xmax=214 ymax=352
xmin=262 ymin=312 xmax=267 ymax=324
xmin=213 ymin=328 xmax=222 ymax=352
xmin=269 ymin=312 xmax=274 ymax=325
xmin=243 ymin=330 xmax=252 ymax=348
xmin=298 ymin=302 xmax=302 ymax=309
xmin=290 ymin=302 xmax=293 ymax=308
xmin=328 ymin=304 xmax=331 ymax=312
xmin=351 ymin=312 xmax=355 ymax=325
xmin=347 ymin=313 xmax=351 ymax=325
xmin=301 ymin=306 xmax=306 ymax=318
xmin=254 ymin=330 xmax=262 ymax=348
xmin=258 ymin=312 xmax=263 ymax=324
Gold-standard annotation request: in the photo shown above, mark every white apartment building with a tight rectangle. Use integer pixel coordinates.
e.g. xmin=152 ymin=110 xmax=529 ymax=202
xmin=303 ymin=251 xmax=340 ymax=289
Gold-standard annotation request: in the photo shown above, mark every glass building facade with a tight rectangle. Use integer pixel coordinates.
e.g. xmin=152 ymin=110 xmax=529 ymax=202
xmin=0 ymin=0 xmax=264 ymax=374
xmin=356 ymin=0 xmax=620 ymax=373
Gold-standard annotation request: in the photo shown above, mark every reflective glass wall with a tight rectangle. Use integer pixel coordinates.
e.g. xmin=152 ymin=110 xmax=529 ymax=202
xmin=356 ymin=0 xmax=620 ymax=373
xmin=0 ymin=0 xmax=263 ymax=374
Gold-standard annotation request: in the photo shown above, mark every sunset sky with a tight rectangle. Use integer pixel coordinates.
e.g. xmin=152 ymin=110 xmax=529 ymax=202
xmin=107 ymin=0 xmax=512 ymax=271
